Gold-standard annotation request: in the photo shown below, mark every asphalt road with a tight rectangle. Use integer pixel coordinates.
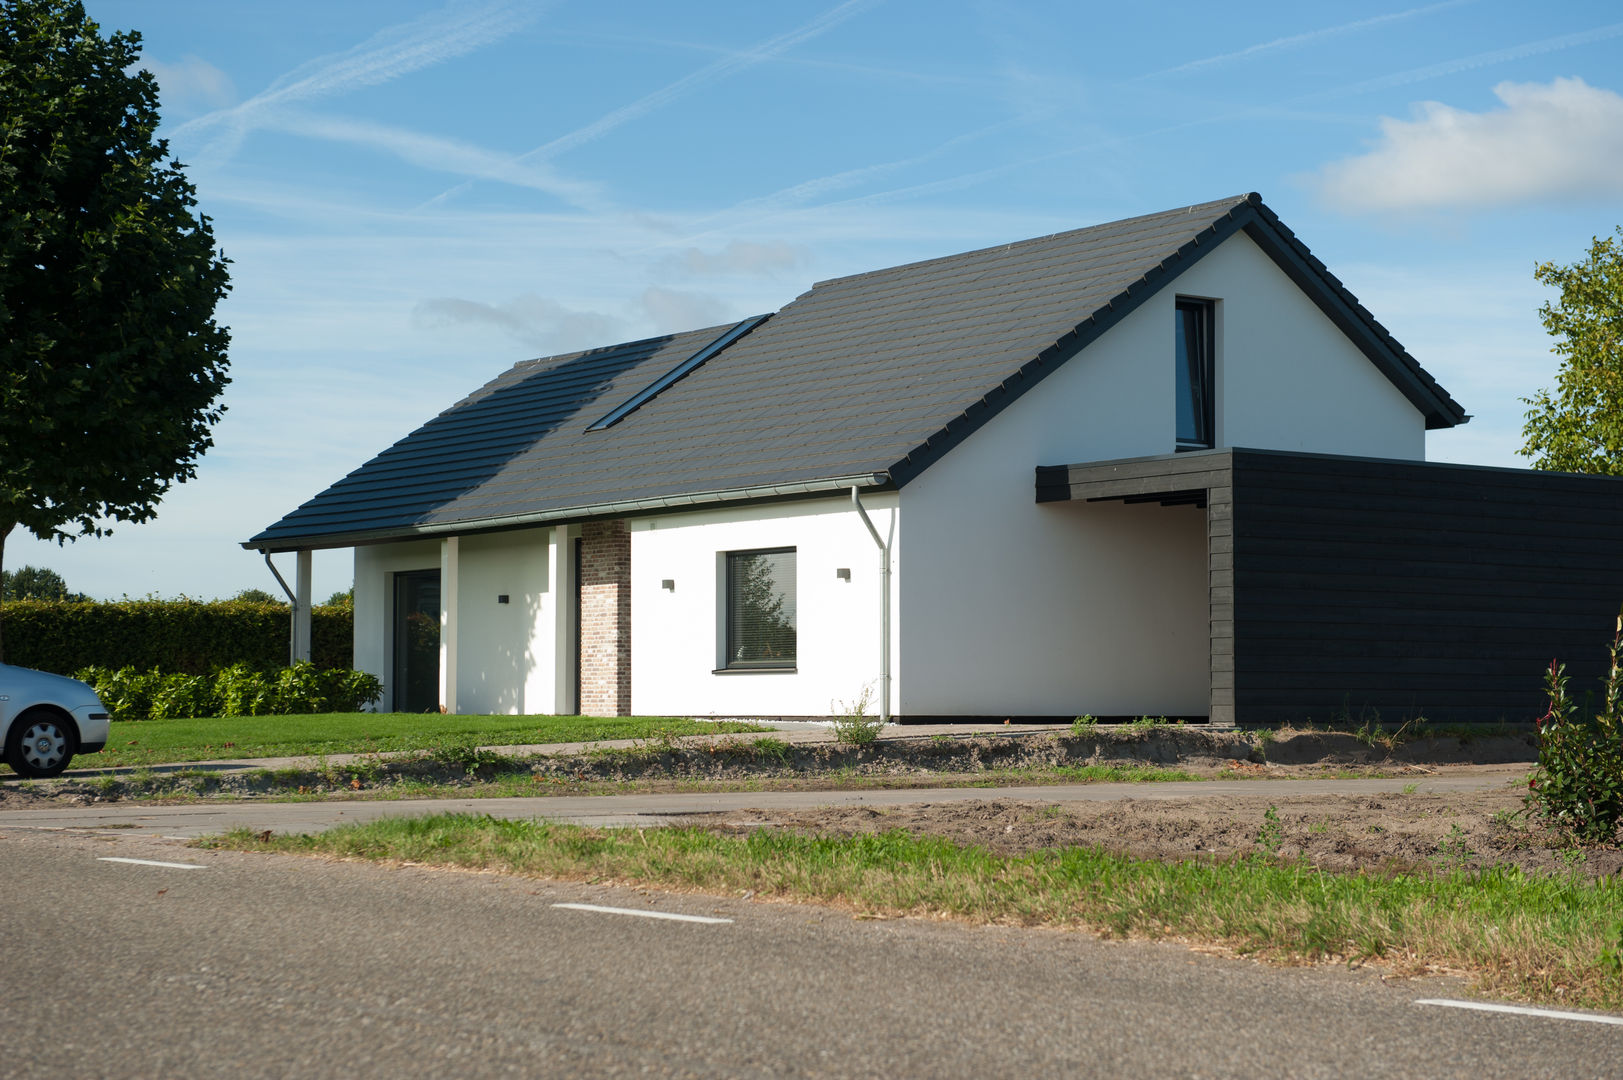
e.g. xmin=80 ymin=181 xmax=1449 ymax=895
xmin=0 ymin=767 xmax=1526 ymax=837
xmin=4 ymin=825 xmax=1618 ymax=1079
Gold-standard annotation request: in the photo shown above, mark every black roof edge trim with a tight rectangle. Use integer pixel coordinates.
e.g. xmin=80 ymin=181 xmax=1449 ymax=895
xmin=585 ymin=313 xmax=772 ymax=432
xmin=1236 ymin=203 xmax=1467 ymax=430
xmin=243 ymin=470 xmax=894 ymax=553
xmin=888 ymin=194 xmax=1465 ymax=488
xmin=887 ymin=202 xmax=1253 ymax=487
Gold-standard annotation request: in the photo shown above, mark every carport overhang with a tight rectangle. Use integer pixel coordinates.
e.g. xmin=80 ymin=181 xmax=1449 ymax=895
xmin=1036 ymin=448 xmax=1623 ymax=728
xmin=1037 ymin=449 xmax=1237 ymax=725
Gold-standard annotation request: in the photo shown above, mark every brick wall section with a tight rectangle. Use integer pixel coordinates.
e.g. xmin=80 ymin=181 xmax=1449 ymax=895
xmin=578 ymin=520 xmax=631 ymax=716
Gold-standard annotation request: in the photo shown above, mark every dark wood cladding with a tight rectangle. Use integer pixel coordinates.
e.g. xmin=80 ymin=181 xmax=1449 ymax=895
xmin=1039 ymin=449 xmax=1623 ymax=726
xmin=1229 ymin=450 xmax=1623 ymax=726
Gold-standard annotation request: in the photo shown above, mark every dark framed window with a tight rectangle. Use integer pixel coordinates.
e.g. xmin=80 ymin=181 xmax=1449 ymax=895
xmin=725 ymin=548 xmax=796 ymax=669
xmin=1175 ymin=298 xmax=1214 ymax=451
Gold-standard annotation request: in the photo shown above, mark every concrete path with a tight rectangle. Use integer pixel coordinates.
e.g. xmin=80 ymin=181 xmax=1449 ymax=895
xmin=0 ymin=766 xmax=1528 ymax=838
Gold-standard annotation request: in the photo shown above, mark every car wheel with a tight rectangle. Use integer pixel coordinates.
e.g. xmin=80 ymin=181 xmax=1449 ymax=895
xmin=5 ymin=709 xmax=77 ymax=779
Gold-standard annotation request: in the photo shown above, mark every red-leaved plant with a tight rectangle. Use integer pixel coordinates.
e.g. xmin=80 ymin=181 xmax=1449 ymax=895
xmin=1527 ymin=610 xmax=1623 ymax=845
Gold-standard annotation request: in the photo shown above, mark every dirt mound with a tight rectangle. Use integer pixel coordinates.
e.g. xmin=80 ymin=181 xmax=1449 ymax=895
xmin=708 ymin=790 xmax=1620 ymax=879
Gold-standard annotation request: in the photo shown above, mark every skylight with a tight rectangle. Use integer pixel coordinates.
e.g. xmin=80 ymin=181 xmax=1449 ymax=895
xmin=586 ymin=314 xmax=771 ymax=432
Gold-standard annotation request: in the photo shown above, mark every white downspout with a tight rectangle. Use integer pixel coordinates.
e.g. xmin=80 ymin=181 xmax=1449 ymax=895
xmin=262 ymin=552 xmax=299 ymax=666
xmin=850 ymin=487 xmax=892 ymax=725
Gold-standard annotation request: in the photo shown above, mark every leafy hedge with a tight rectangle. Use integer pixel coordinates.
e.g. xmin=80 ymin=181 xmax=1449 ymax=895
xmin=76 ymin=663 xmax=383 ymax=721
xmin=0 ymin=599 xmax=352 ymax=674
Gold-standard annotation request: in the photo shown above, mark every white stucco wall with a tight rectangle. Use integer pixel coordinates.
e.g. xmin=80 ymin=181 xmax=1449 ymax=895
xmin=629 ymin=495 xmax=898 ymax=718
xmin=354 ymin=539 xmax=439 ymax=712
xmin=1177 ymin=230 xmax=1427 ymax=459
xmin=897 ymin=388 xmax=1211 ymax=717
xmin=354 ymin=528 xmax=560 ymax=714
xmin=892 ymin=228 xmax=1428 ymax=717
xmin=451 ymin=530 xmax=554 ymax=715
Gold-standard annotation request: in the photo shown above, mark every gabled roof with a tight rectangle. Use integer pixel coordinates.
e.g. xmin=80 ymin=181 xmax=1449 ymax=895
xmin=248 ymin=193 xmax=1466 ymax=551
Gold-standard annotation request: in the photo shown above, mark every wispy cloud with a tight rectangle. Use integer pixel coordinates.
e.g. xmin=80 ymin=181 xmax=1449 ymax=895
xmin=173 ymin=0 xmax=541 ymax=159
xmin=1312 ymin=77 xmax=1623 ymax=212
xmin=413 ymin=294 xmax=624 ymax=353
xmin=517 ymin=0 xmax=878 ymax=165
xmin=419 ymin=0 xmax=881 ymax=211
xmin=265 ymin=112 xmax=611 ymax=212
xmin=1145 ymin=0 xmax=1473 ymax=79
xmin=663 ymin=119 xmax=1018 ymax=249
xmin=1326 ymin=21 xmax=1623 ymax=97
xmin=411 ymin=286 xmax=735 ymax=352
xmin=549 ymin=26 xmax=985 ymax=89
xmin=662 ymin=241 xmax=808 ymax=277
xmin=139 ymin=54 xmax=236 ymax=113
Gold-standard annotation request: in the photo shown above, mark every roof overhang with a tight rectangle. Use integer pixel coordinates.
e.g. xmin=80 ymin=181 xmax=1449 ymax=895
xmin=244 ymin=471 xmax=894 ymax=553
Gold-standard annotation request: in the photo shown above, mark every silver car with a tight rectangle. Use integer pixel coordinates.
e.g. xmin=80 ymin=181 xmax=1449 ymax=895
xmin=1 ymin=664 xmax=110 ymax=778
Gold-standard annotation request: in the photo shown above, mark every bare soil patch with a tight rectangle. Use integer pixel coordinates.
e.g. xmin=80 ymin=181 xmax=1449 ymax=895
xmin=707 ymin=786 xmax=1623 ymax=880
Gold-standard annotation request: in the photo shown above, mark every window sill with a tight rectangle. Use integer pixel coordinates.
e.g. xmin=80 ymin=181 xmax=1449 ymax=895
xmin=712 ymin=667 xmax=797 ymax=675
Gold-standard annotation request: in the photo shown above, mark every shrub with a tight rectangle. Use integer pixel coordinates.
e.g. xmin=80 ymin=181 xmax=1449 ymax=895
xmin=1527 ymin=613 xmax=1623 ymax=845
xmin=150 ymin=673 xmax=219 ymax=721
xmin=215 ymin=663 xmax=278 ymax=717
xmin=5 ymin=598 xmax=352 ymax=675
xmin=74 ymin=662 xmax=383 ymax=720
xmin=75 ymin=665 xmax=162 ymax=721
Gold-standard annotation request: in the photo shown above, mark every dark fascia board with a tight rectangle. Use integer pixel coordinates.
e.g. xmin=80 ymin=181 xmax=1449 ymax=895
xmin=891 ymin=194 xmax=1466 ymax=489
xmin=1037 ymin=446 xmax=1623 ymax=499
xmin=1237 ymin=201 xmax=1468 ymax=431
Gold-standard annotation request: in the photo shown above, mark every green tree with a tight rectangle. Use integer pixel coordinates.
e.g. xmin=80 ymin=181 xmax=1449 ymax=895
xmin=232 ymin=588 xmax=281 ymax=605
xmin=0 ymin=563 xmax=83 ymax=600
xmin=1520 ymin=228 xmax=1623 ymax=474
xmin=323 ymin=588 xmax=353 ymax=608
xmin=0 ymin=0 xmax=231 ymax=660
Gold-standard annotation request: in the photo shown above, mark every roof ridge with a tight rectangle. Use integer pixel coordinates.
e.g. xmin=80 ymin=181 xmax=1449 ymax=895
xmin=804 ymin=193 xmax=1257 ymax=293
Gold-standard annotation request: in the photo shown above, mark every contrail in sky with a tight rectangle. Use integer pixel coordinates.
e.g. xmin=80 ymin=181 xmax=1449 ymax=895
xmin=174 ymin=1 xmax=542 ymax=155
xmin=1144 ymin=0 xmax=1474 ymax=79
xmin=1324 ymin=20 xmax=1623 ymax=96
xmin=516 ymin=0 xmax=880 ymax=165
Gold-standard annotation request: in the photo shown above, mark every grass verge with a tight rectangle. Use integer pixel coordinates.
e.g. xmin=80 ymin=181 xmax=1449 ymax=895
xmin=207 ymin=813 xmax=1623 ymax=1011
xmin=81 ymin=714 xmax=768 ymax=769
xmin=49 ymin=760 xmax=1213 ymax=805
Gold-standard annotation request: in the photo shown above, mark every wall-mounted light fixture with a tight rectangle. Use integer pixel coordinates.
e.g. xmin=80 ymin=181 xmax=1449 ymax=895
xmin=497 ymin=594 xmax=510 ymax=604
xmin=835 ymin=568 xmax=851 ymax=581
xmin=661 ymin=579 xmax=675 ymax=591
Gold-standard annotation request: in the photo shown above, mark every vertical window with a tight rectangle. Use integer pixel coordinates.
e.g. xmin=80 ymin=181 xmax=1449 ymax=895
xmin=725 ymin=548 xmax=797 ymax=669
xmin=1175 ymin=299 xmax=1214 ymax=451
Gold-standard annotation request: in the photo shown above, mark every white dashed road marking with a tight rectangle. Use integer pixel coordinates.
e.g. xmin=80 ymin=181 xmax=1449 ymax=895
xmin=98 ymin=857 xmax=207 ymax=870
xmin=1415 ymin=999 xmax=1623 ymax=1026
xmin=552 ymin=902 xmax=732 ymax=924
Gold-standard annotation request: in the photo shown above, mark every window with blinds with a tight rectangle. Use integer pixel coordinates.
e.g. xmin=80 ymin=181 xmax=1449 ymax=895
xmin=725 ymin=548 xmax=797 ymax=669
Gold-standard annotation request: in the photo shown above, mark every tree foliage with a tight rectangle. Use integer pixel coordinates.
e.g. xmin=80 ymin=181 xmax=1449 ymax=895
xmin=0 ymin=0 xmax=231 ymax=658
xmin=1520 ymin=228 xmax=1623 ymax=474
xmin=0 ymin=563 xmax=83 ymax=600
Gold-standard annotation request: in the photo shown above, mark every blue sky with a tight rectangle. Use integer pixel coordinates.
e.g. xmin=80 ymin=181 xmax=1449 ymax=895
xmin=18 ymin=0 xmax=1623 ymax=600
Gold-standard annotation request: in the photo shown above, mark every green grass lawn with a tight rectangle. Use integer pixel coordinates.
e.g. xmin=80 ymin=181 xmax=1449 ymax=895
xmin=77 ymin=713 xmax=769 ymax=769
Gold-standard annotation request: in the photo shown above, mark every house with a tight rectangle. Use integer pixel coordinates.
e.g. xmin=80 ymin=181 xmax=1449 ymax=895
xmin=247 ymin=193 xmax=1623 ymax=725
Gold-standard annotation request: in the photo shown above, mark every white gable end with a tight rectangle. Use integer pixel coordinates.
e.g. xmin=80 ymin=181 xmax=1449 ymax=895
xmin=1173 ymin=229 xmax=1426 ymax=460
